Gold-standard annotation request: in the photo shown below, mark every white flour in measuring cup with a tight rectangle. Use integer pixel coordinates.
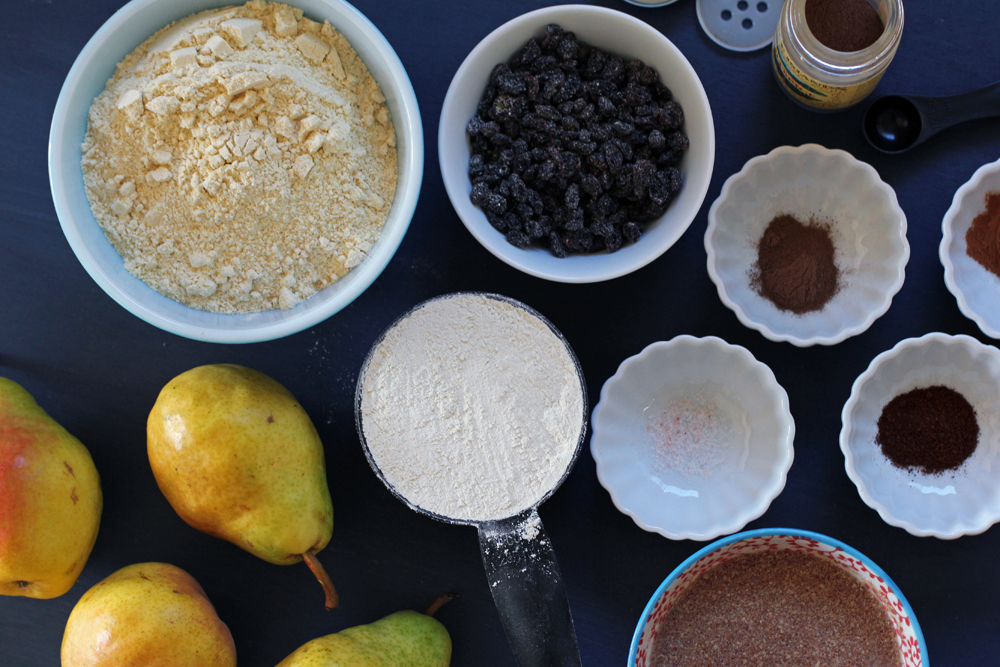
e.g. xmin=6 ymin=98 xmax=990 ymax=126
xmin=359 ymin=293 xmax=584 ymax=522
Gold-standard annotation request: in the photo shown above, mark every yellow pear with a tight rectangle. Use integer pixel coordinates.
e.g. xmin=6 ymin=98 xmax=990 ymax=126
xmin=276 ymin=595 xmax=453 ymax=667
xmin=0 ymin=377 xmax=102 ymax=599
xmin=147 ymin=364 xmax=337 ymax=608
xmin=61 ymin=562 xmax=236 ymax=667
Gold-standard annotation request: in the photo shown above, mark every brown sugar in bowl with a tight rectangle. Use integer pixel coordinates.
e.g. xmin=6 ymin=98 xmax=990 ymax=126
xmin=629 ymin=529 xmax=926 ymax=667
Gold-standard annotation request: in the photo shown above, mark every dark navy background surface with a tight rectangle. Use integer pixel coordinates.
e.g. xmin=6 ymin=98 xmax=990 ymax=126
xmin=3 ymin=1 xmax=999 ymax=665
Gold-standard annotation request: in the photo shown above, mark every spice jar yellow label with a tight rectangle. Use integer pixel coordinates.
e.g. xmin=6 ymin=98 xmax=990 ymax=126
xmin=771 ymin=39 xmax=882 ymax=110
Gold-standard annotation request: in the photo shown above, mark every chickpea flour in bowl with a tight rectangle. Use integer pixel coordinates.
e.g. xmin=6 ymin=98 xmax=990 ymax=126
xmin=356 ymin=292 xmax=588 ymax=666
xmin=49 ymin=0 xmax=423 ymax=342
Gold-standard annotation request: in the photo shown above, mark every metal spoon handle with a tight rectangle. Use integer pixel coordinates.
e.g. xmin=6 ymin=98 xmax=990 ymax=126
xmin=918 ymin=80 xmax=1000 ymax=130
xmin=478 ymin=509 xmax=582 ymax=667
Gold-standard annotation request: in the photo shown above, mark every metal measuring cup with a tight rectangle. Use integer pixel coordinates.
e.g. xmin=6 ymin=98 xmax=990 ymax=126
xmin=354 ymin=292 xmax=587 ymax=667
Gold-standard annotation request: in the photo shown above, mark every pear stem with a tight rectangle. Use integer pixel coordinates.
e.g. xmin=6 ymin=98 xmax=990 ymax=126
xmin=423 ymin=592 xmax=456 ymax=617
xmin=301 ymin=550 xmax=339 ymax=610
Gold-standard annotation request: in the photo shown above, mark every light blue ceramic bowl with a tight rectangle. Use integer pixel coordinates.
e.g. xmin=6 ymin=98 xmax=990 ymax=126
xmin=49 ymin=0 xmax=422 ymax=343
xmin=629 ymin=528 xmax=927 ymax=667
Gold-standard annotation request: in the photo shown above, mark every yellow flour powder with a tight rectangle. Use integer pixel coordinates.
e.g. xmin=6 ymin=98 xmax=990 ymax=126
xmin=81 ymin=0 xmax=397 ymax=313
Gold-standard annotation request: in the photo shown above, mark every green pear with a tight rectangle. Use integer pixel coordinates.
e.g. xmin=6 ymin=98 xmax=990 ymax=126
xmin=147 ymin=364 xmax=337 ymax=608
xmin=0 ymin=377 xmax=102 ymax=599
xmin=61 ymin=562 xmax=236 ymax=667
xmin=276 ymin=596 xmax=453 ymax=667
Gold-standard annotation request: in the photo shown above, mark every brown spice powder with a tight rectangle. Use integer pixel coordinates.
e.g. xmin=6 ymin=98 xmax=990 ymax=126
xmin=965 ymin=191 xmax=1000 ymax=278
xmin=876 ymin=385 xmax=979 ymax=474
xmin=806 ymin=0 xmax=886 ymax=52
xmin=752 ymin=214 xmax=840 ymax=314
xmin=651 ymin=549 xmax=901 ymax=667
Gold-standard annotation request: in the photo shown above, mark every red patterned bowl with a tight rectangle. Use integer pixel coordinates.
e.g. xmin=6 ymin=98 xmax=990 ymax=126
xmin=629 ymin=528 xmax=926 ymax=667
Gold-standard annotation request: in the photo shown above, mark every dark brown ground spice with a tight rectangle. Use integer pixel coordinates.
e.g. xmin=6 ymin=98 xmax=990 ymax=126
xmin=876 ymin=385 xmax=979 ymax=474
xmin=965 ymin=191 xmax=1000 ymax=278
xmin=650 ymin=549 xmax=901 ymax=667
xmin=752 ymin=214 xmax=840 ymax=314
xmin=806 ymin=0 xmax=886 ymax=52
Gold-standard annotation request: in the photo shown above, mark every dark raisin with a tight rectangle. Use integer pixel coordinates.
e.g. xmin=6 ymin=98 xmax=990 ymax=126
xmin=591 ymin=79 xmax=616 ymax=98
xmin=524 ymin=218 xmax=545 ymax=239
xmin=548 ymin=231 xmax=568 ymax=258
xmin=604 ymin=226 xmax=623 ymax=252
xmin=536 ymin=104 xmax=561 ymax=121
xmin=556 ymin=33 xmax=579 ymax=61
xmin=623 ymin=221 xmax=642 ymax=244
xmin=580 ymin=173 xmax=602 ymax=197
xmin=667 ymin=130 xmax=689 ymax=153
xmin=524 ymin=74 xmax=540 ymax=102
xmin=538 ymin=161 xmax=556 ymax=181
xmin=565 ymin=208 xmax=585 ymax=232
xmin=468 ymin=154 xmax=485 ymax=180
xmin=531 ymin=55 xmax=558 ymax=73
xmin=602 ymin=142 xmax=623 ymax=174
xmin=479 ymin=120 xmax=500 ymax=137
xmin=584 ymin=51 xmax=606 ymax=79
xmin=506 ymin=229 xmax=531 ymax=248
xmin=470 ymin=181 xmax=490 ymax=207
xmin=542 ymin=24 xmax=564 ymax=51
xmin=503 ymin=211 xmax=522 ymax=231
xmin=486 ymin=210 xmax=506 ymax=231
xmin=597 ymin=96 xmax=616 ymax=117
xmin=611 ymin=120 xmax=634 ymax=137
xmin=652 ymin=81 xmax=673 ymax=101
xmin=483 ymin=162 xmax=508 ymax=183
xmin=485 ymin=192 xmax=508 ymax=215
xmin=647 ymin=129 xmax=665 ymax=150
xmin=559 ymin=152 xmax=581 ymax=179
xmin=510 ymin=38 xmax=541 ymax=67
xmin=654 ymin=101 xmax=684 ymax=130
xmin=622 ymin=81 xmax=651 ymax=107
xmin=565 ymin=183 xmax=581 ymax=210
xmin=600 ymin=56 xmax=623 ymax=81
xmin=596 ymin=194 xmax=618 ymax=217
xmin=491 ymin=96 xmax=526 ymax=122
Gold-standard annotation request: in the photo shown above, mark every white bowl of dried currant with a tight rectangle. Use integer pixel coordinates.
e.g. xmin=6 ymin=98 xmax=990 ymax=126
xmin=438 ymin=5 xmax=715 ymax=282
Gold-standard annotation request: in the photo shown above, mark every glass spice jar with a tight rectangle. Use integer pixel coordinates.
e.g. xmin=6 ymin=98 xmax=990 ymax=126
xmin=772 ymin=0 xmax=904 ymax=111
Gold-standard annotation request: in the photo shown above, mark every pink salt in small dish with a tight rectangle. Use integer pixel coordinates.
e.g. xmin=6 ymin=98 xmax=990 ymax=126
xmin=591 ymin=336 xmax=793 ymax=541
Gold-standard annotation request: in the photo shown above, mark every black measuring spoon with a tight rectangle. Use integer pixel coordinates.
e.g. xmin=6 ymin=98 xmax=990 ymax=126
xmin=356 ymin=292 xmax=587 ymax=667
xmin=862 ymin=80 xmax=1000 ymax=153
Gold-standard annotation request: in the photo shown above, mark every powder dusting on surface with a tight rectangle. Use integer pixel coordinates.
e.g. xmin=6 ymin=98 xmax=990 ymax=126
xmin=81 ymin=0 xmax=397 ymax=313
xmin=360 ymin=294 xmax=584 ymax=522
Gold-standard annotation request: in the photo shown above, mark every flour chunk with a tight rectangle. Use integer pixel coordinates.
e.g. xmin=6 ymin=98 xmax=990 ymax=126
xmin=221 ymin=18 xmax=263 ymax=48
xmin=116 ymin=89 xmax=144 ymax=121
xmin=294 ymin=33 xmax=330 ymax=64
xmin=206 ymin=34 xmax=235 ymax=58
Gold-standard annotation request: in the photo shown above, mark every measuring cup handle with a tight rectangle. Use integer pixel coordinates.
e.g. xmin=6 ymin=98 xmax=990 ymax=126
xmin=478 ymin=509 xmax=582 ymax=667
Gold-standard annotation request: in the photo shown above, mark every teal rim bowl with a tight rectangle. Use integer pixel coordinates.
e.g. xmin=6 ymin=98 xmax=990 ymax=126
xmin=629 ymin=527 xmax=927 ymax=667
